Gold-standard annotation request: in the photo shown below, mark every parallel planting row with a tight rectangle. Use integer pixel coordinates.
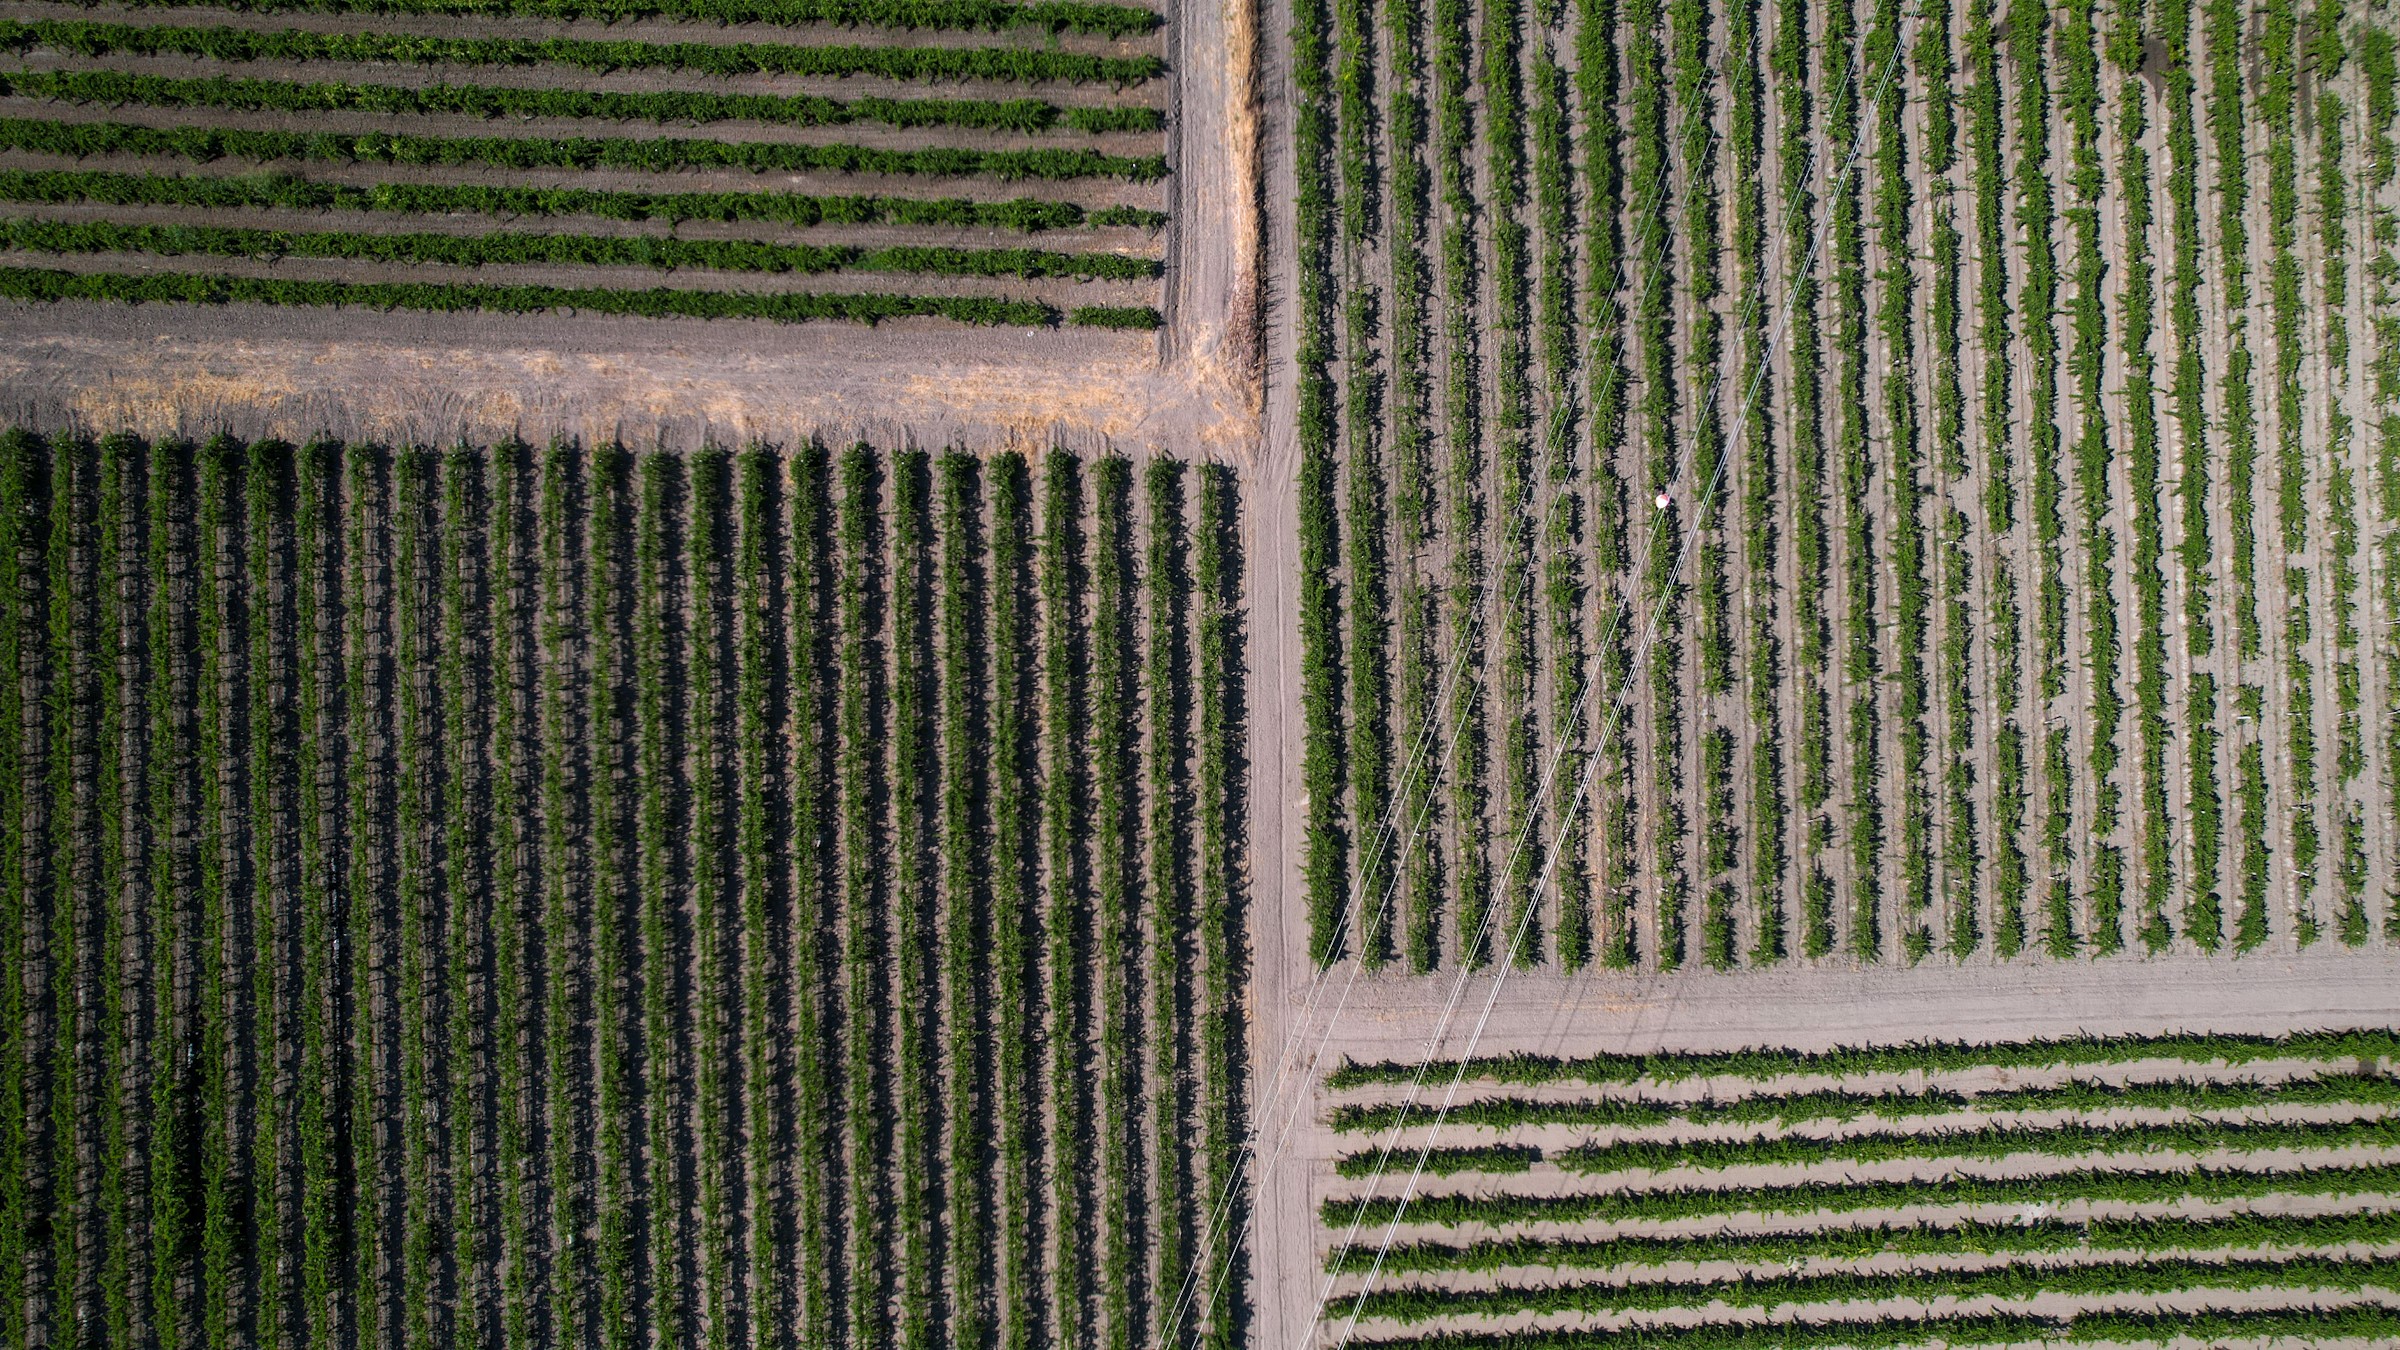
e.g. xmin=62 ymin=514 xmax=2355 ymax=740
xmin=0 ymin=0 xmax=1171 ymax=328
xmin=1293 ymin=0 xmax=2400 ymax=966
xmin=0 ymin=432 xmax=1248 ymax=1350
xmin=1318 ymin=1027 xmax=2400 ymax=1346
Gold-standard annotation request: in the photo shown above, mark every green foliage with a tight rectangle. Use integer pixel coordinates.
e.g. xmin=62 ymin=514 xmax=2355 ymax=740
xmin=0 ymin=167 xmax=1160 ymax=233
xmin=1333 ymin=1151 xmax=2400 ymax=1232
xmin=1340 ymin=1207 xmax=2400 ymax=1276
xmin=989 ymin=452 xmax=1038 ymax=1350
xmin=1348 ymin=1304 xmax=2400 ymax=1350
xmin=0 ymin=216 xmax=1159 ymax=281
xmin=1195 ymin=464 xmax=1246 ymax=1350
xmin=0 ymin=263 xmax=1058 ymax=326
xmin=1330 ymin=1071 xmax=2400 ymax=1134
xmin=1293 ymin=0 xmax=1348 ymax=965
xmin=0 ymin=22 xmax=1164 ymax=83
xmin=1328 ymin=1025 xmax=2400 ymax=1089
xmin=0 ymin=115 xmax=1167 ymax=181
xmin=75 ymin=0 xmax=1160 ymax=34
xmin=1352 ymin=1254 xmax=2400 ymax=1326
xmin=1072 ymin=305 xmax=1165 ymax=329
xmin=1332 ymin=1145 xmax=1540 ymax=1179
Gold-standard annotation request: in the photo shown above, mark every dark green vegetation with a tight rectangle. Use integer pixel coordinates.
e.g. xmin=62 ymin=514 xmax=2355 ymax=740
xmin=1317 ymin=1028 xmax=2400 ymax=1344
xmin=0 ymin=431 xmax=1246 ymax=1350
xmin=0 ymin=1 xmax=1167 ymax=328
xmin=1290 ymin=0 xmax=2397 ymax=968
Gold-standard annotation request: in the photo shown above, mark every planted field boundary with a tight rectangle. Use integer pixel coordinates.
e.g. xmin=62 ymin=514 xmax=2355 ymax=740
xmin=1315 ymin=1027 xmax=2400 ymax=1347
xmin=1289 ymin=0 xmax=2400 ymax=971
xmin=0 ymin=0 xmax=1170 ymax=328
xmin=0 ymin=430 xmax=1249 ymax=1350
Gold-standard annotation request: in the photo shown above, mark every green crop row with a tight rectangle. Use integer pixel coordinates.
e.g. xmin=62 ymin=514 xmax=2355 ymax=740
xmin=1967 ymin=0 xmax=2023 ymax=955
xmin=1329 ymin=1070 xmax=2400 ymax=1135
xmin=0 ymin=264 xmax=1066 ymax=325
xmin=1555 ymin=1108 xmax=2400 ymax=1178
xmin=1040 ymin=450 xmax=1087 ymax=1350
xmin=441 ymin=450 xmax=489 ymax=1350
xmin=1387 ymin=0 xmax=1439 ymax=973
xmin=1195 ymin=463 xmax=1244 ymax=1350
xmin=2206 ymin=0 xmax=2261 ymax=658
xmin=394 ymin=448 xmax=442 ymax=1350
xmin=2115 ymin=0 xmax=2167 ymax=953
xmin=44 ymin=438 xmax=87 ymax=1342
xmin=1329 ymin=1154 xmax=2400 ymax=1230
xmin=1774 ymin=0 xmax=1830 ymax=961
xmin=1351 ymin=1252 xmax=2400 ymax=1326
xmin=1326 ymin=1025 xmax=2400 ymax=1089
xmin=988 ymin=449 xmax=1036 ymax=1345
xmin=1347 ymin=1293 xmax=2400 ymax=1349
xmin=1333 ymin=1145 xmax=1540 ymax=1179
xmin=1432 ymin=0 xmax=1484 ymax=970
xmin=95 ymin=435 xmax=137 ymax=1350
xmin=0 ymin=115 xmax=1168 ymax=181
xmin=940 ymin=451 xmax=988 ymax=1350
xmin=893 ymin=450 xmax=936 ymax=1350
xmin=0 ymin=64 xmax=1159 ymax=134
xmin=989 ymin=452 xmax=1037 ymax=1350
xmin=734 ymin=449 xmax=784 ymax=1350
xmin=1731 ymin=0 xmax=1779 ymax=964
xmin=2063 ymin=0 xmax=2121 ymax=955
xmin=1072 ymin=305 xmax=1164 ymax=329
xmin=0 ymin=216 xmax=1161 ymax=280
xmin=79 ymin=0 xmax=1160 ymax=35
xmin=1534 ymin=39 xmax=1587 ymax=972
xmin=1827 ymin=0 xmax=1876 ymax=963
xmin=1334 ymin=1204 xmax=2400 ymax=1275
xmin=1092 ymin=456 xmax=1138 ymax=1350
xmin=1145 ymin=459 xmax=1191 ymax=1350
xmin=1332 ymin=0 xmax=1388 ymax=969
xmin=0 ymin=20 xmax=1166 ymax=84
xmin=1701 ymin=727 xmax=1736 ymax=969
xmin=489 ymin=447 xmax=532 ymax=1350
xmin=636 ymin=454 xmax=690 ymax=1349
xmin=839 ymin=446 xmax=890 ymax=1350
xmin=1490 ymin=0 xmax=1539 ymax=968
xmin=1629 ymin=0 xmax=1679 ymax=969
xmin=1872 ymin=0 xmax=1927 ymax=964
xmin=1580 ymin=0 xmax=1632 ymax=971
xmin=1292 ymin=0 xmax=1346 ymax=966
xmin=2161 ymin=0 xmax=2220 ymax=943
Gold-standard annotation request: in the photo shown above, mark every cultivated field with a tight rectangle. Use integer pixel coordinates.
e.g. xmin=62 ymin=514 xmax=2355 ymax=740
xmin=1287 ymin=0 xmax=2400 ymax=972
xmin=0 ymin=0 xmax=1172 ymax=329
xmin=0 ymin=430 xmax=1250 ymax=1350
xmin=1312 ymin=1027 xmax=2400 ymax=1348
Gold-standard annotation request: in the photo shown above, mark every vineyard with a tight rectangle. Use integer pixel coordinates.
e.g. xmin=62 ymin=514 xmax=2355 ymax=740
xmin=1290 ymin=0 xmax=2400 ymax=967
xmin=0 ymin=0 xmax=1171 ymax=328
xmin=0 ymin=430 xmax=1248 ymax=1350
xmin=1314 ymin=1026 xmax=2400 ymax=1347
